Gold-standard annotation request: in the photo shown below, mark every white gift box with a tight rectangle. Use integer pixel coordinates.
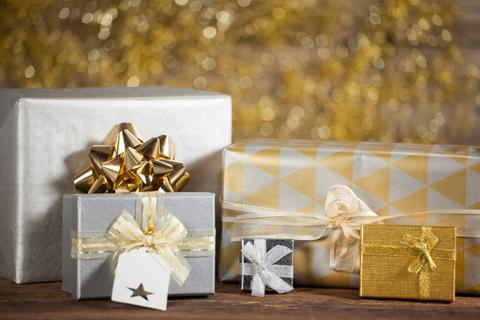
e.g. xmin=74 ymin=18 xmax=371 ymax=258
xmin=0 ymin=86 xmax=231 ymax=283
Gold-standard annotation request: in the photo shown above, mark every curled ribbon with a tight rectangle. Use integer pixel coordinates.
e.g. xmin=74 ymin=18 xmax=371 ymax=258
xmin=361 ymin=227 xmax=455 ymax=300
xmin=242 ymin=239 xmax=294 ymax=297
xmin=72 ymin=194 xmax=215 ymax=285
xmin=74 ymin=122 xmax=190 ymax=193
xmin=223 ymin=185 xmax=480 ymax=274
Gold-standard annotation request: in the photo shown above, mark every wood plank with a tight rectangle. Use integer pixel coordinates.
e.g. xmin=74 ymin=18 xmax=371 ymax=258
xmin=0 ymin=279 xmax=479 ymax=319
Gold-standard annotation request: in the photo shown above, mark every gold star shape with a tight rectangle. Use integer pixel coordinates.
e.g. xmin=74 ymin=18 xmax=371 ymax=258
xmin=128 ymin=283 xmax=154 ymax=301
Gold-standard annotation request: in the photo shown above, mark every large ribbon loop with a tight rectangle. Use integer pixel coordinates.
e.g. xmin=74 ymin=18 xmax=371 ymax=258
xmin=223 ymin=185 xmax=480 ymax=274
xmin=242 ymin=240 xmax=293 ymax=297
xmin=72 ymin=194 xmax=215 ymax=285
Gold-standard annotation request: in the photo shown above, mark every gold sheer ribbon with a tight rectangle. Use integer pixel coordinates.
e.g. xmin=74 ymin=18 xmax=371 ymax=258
xmin=72 ymin=193 xmax=215 ymax=285
xmin=361 ymin=227 xmax=456 ymax=299
xmin=222 ymin=185 xmax=480 ymax=274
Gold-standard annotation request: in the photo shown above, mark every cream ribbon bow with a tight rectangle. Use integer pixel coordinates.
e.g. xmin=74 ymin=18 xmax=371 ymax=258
xmin=223 ymin=185 xmax=480 ymax=274
xmin=107 ymin=205 xmax=191 ymax=285
xmin=242 ymin=239 xmax=294 ymax=297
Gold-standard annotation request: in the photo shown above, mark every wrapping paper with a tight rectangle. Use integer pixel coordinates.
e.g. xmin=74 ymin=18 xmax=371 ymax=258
xmin=0 ymin=87 xmax=231 ymax=283
xmin=360 ymin=225 xmax=456 ymax=301
xmin=219 ymin=139 xmax=480 ymax=294
xmin=62 ymin=192 xmax=215 ymax=299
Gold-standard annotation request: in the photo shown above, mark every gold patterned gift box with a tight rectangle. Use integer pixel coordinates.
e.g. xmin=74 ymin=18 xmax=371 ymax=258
xmin=219 ymin=139 xmax=480 ymax=294
xmin=360 ymin=225 xmax=456 ymax=301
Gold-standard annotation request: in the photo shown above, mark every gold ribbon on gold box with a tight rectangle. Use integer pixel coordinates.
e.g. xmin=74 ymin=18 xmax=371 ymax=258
xmin=74 ymin=122 xmax=190 ymax=193
xmin=360 ymin=225 xmax=456 ymax=301
xmin=71 ymin=193 xmax=215 ymax=285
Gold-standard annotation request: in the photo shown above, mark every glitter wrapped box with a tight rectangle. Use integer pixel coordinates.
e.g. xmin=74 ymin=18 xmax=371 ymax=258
xmin=219 ymin=139 xmax=480 ymax=294
xmin=241 ymin=239 xmax=294 ymax=295
xmin=0 ymin=87 xmax=231 ymax=283
xmin=62 ymin=192 xmax=215 ymax=299
xmin=360 ymin=225 xmax=456 ymax=301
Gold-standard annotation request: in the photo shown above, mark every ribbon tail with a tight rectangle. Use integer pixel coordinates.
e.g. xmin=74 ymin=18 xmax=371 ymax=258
xmin=329 ymin=229 xmax=361 ymax=273
xmin=251 ymin=273 xmax=266 ymax=297
xmin=261 ymin=270 xmax=293 ymax=295
xmin=155 ymin=247 xmax=191 ymax=285
xmin=407 ymin=253 xmax=424 ymax=274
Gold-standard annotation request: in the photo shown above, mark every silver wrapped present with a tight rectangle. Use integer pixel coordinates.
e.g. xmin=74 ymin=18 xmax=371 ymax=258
xmin=62 ymin=192 xmax=215 ymax=299
xmin=241 ymin=238 xmax=294 ymax=297
xmin=0 ymin=87 xmax=231 ymax=283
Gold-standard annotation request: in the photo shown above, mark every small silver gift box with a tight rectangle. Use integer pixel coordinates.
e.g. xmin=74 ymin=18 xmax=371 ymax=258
xmin=62 ymin=192 xmax=215 ymax=299
xmin=241 ymin=239 xmax=294 ymax=293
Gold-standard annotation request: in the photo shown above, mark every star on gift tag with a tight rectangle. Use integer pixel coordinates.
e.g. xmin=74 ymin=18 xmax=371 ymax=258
xmin=128 ymin=283 xmax=153 ymax=300
xmin=111 ymin=248 xmax=171 ymax=310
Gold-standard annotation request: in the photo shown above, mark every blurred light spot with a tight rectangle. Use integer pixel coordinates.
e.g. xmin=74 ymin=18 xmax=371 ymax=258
xmin=128 ymin=0 xmax=142 ymax=8
xmin=127 ymin=76 xmax=140 ymax=87
xmin=441 ymin=29 xmax=452 ymax=42
xmin=203 ymin=26 xmax=217 ymax=39
xmin=238 ymin=0 xmax=251 ymax=7
xmin=260 ymin=123 xmax=274 ymax=136
xmin=216 ymin=10 xmax=231 ymax=24
xmin=82 ymin=12 xmax=93 ymax=24
xmin=98 ymin=28 xmax=110 ymax=40
xmin=202 ymin=57 xmax=216 ymax=71
xmin=432 ymin=14 xmax=443 ymax=26
xmin=24 ymin=65 xmax=35 ymax=78
xmin=175 ymin=0 xmax=189 ymax=6
xmin=193 ymin=76 xmax=208 ymax=88
xmin=58 ymin=7 xmax=70 ymax=19
xmin=261 ymin=107 xmax=276 ymax=121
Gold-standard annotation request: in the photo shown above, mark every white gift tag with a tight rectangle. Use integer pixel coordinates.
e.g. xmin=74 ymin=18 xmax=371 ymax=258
xmin=111 ymin=248 xmax=171 ymax=310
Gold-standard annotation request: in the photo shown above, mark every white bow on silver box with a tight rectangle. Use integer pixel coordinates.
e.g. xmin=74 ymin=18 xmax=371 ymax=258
xmin=241 ymin=239 xmax=294 ymax=297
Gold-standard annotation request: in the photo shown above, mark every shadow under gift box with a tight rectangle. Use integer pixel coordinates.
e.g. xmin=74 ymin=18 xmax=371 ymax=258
xmin=62 ymin=192 xmax=215 ymax=299
xmin=0 ymin=87 xmax=231 ymax=284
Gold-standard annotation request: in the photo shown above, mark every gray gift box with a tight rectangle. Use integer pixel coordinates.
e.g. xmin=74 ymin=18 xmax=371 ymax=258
xmin=62 ymin=192 xmax=215 ymax=299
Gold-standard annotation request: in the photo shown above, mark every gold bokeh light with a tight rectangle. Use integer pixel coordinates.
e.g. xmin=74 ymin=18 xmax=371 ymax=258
xmin=0 ymin=0 xmax=479 ymax=144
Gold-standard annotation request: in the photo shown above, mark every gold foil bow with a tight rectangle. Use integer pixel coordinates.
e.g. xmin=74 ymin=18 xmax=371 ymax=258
xmin=74 ymin=122 xmax=190 ymax=193
xmin=71 ymin=194 xmax=215 ymax=285
xmin=222 ymin=185 xmax=480 ymax=274
xmin=360 ymin=226 xmax=456 ymax=300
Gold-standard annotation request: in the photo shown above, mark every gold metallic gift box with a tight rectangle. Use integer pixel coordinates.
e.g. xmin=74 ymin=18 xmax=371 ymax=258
xmin=360 ymin=225 xmax=456 ymax=301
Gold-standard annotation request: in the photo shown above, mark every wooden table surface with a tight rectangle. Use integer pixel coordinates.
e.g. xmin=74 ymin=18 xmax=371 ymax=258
xmin=0 ymin=279 xmax=479 ymax=320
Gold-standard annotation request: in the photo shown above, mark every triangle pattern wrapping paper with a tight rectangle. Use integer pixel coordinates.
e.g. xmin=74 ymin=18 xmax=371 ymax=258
xmin=219 ymin=139 xmax=480 ymax=294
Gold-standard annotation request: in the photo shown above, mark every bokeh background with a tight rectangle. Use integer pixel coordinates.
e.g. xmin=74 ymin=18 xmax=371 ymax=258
xmin=1 ymin=0 xmax=480 ymax=144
